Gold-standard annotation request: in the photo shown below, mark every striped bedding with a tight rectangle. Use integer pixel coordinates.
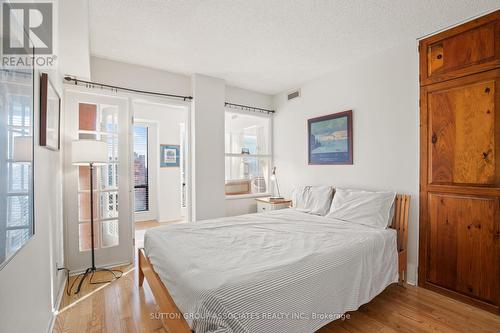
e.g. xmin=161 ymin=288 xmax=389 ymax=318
xmin=144 ymin=208 xmax=398 ymax=333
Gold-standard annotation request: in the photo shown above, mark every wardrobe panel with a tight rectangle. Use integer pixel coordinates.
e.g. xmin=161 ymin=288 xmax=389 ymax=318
xmin=427 ymin=74 xmax=497 ymax=185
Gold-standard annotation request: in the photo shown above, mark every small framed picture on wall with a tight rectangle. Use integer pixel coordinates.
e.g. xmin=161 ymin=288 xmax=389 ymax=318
xmin=308 ymin=110 xmax=353 ymax=165
xmin=160 ymin=144 xmax=180 ymax=167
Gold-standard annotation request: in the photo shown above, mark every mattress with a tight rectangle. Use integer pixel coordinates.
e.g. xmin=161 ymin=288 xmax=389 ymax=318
xmin=144 ymin=208 xmax=398 ymax=333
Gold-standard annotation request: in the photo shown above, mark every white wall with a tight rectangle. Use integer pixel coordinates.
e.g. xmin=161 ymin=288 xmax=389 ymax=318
xmin=91 ymin=56 xmax=191 ymax=97
xmin=0 ymin=1 xmax=91 ymax=331
xmin=273 ymin=40 xmax=419 ymax=284
xmin=226 ymin=85 xmax=273 ymax=110
xmin=58 ymin=0 xmax=91 ymax=79
xmin=0 ymin=108 xmax=63 ymax=333
xmin=90 ymin=59 xmax=273 ymax=220
xmin=134 ymin=102 xmax=187 ymax=222
xmin=191 ymin=74 xmax=226 ymax=220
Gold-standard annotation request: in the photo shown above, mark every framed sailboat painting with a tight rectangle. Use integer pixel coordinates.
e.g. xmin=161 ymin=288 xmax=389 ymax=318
xmin=308 ymin=110 xmax=353 ymax=165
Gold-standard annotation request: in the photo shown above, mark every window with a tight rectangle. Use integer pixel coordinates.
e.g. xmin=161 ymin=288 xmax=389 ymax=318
xmin=4 ymin=94 xmax=33 ymax=259
xmin=225 ymin=111 xmax=271 ymax=196
xmin=133 ymin=125 xmax=149 ymax=212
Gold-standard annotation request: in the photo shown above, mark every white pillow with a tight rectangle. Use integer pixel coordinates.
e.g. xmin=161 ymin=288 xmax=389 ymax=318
xmin=388 ymin=201 xmax=396 ymax=227
xmin=291 ymin=185 xmax=334 ymax=216
xmin=291 ymin=186 xmax=310 ymax=211
xmin=326 ymin=188 xmax=396 ymax=229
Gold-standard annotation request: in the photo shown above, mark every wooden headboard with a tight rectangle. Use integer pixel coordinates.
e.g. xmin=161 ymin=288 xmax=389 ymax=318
xmin=390 ymin=194 xmax=410 ymax=284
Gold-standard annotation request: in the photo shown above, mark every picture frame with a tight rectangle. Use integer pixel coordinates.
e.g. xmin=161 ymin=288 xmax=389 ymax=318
xmin=160 ymin=144 xmax=180 ymax=167
xmin=40 ymin=73 xmax=61 ymax=150
xmin=308 ymin=110 xmax=353 ymax=165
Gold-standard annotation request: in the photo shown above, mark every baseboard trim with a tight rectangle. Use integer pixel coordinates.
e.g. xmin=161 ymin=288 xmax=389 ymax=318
xmin=406 ymin=263 xmax=417 ymax=285
xmin=69 ymin=260 xmax=132 ymax=276
xmin=47 ymin=274 xmax=67 ymax=333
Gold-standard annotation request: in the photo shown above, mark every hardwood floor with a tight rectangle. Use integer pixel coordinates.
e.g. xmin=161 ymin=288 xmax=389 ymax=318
xmin=53 ymin=262 xmax=500 ymax=333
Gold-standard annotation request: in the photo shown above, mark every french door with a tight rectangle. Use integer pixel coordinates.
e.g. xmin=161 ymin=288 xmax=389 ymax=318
xmin=64 ymin=90 xmax=133 ymax=272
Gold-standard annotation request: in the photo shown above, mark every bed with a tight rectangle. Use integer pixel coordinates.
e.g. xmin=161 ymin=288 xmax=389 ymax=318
xmin=138 ymin=194 xmax=410 ymax=333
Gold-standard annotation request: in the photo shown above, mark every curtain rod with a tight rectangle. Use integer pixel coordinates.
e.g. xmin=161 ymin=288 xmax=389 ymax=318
xmin=64 ymin=76 xmax=193 ymax=101
xmin=224 ymin=102 xmax=275 ymax=114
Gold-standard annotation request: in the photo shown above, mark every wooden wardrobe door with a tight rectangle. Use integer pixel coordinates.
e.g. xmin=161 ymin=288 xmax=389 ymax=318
xmin=427 ymin=70 xmax=500 ymax=186
xmin=427 ymin=194 xmax=499 ymax=304
xmin=419 ymin=10 xmax=500 ymax=314
xmin=420 ymin=11 xmax=500 ymax=86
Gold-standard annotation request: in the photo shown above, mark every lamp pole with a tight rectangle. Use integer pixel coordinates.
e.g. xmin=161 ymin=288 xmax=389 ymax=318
xmin=89 ymin=162 xmax=96 ymax=270
xmin=71 ymin=139 xmax=123 ymax=294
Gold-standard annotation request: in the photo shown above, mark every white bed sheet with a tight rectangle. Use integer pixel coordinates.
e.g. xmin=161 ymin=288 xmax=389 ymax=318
xmin=144 ymin=209 xmax=398 ymax=333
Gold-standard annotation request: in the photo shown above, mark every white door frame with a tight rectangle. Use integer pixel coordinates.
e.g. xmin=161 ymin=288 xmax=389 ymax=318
xmin=64 ymin=87 xmax=133 ymax=272
xmin=130 ymin=96 xmax=192 ymax=224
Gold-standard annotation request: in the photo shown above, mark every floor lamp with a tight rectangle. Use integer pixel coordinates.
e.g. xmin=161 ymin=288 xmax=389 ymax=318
xmin=71 ymin=139 xmax=122 ymax=294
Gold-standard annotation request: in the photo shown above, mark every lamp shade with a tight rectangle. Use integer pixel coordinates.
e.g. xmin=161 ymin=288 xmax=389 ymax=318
xmin=71 ymin=140 xmax=108 ymax=165
xmin=12 ymin=136 xmax=32 ymax=162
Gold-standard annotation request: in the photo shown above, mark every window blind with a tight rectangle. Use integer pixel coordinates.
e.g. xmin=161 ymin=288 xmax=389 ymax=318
xmin=133 ymin=125 xmax=149 ymax=212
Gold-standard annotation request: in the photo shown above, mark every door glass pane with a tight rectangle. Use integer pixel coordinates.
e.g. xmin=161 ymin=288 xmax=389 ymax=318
xmin=78 ymin=165 xmax=97 ymax=191
xmin=100 ymin=191 xmax=118 ymax=219
xmin=78 ymin=192 xmax=98 ymax=221
xmin=8 ymin=163 xmax=29 ymax=191
xmin=79 ymin=103 xmax=97 ymax=131
xmin=106 ymin=134 xmax=118 ymax=162
xmin=99 ymin=164 xmax=117 ymax=191
xmin=6 ymin=196 xmax=30 ymax=227
xmin=100 ymin=106 xmax=118 ymax=133
xmin=6 ymin=229 xmax=30 ymax=258
xmin=133 ymin=125 xmax=149 ymax=212
xmin=78 ymin=223 xmax=99 ymax=251
xmin=101 ymin=220 xmax=119 ymax=248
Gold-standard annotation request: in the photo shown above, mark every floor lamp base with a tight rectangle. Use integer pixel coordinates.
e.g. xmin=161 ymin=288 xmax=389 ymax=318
xmin=73 ymin=266 xmax=123 ymax=294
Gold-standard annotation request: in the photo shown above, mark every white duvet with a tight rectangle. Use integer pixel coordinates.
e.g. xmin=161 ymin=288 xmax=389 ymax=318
xmin=144 ymin=209 xmax=398 ymax=333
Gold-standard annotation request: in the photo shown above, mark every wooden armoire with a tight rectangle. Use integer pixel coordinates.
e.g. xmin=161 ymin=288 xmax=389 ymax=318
xmin=419 ymin=10 xmax=500 ymax=313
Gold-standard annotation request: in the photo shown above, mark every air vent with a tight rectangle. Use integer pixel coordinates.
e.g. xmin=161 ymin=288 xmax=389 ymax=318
xmin=287 ymin=89 xmax=301 ymax=101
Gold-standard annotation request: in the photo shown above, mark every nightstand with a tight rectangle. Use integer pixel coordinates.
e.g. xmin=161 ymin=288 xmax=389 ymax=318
xmin=255 ymin=197 xmax=292 ymax=213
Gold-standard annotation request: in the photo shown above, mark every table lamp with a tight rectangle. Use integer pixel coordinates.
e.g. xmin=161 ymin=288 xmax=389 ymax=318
xmin=270 ymin=166 xmax=283 ymax=200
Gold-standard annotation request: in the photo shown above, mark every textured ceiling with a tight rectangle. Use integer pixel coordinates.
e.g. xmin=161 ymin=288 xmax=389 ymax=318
xmin=89 ymin=0 xmax=499 ymax=95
